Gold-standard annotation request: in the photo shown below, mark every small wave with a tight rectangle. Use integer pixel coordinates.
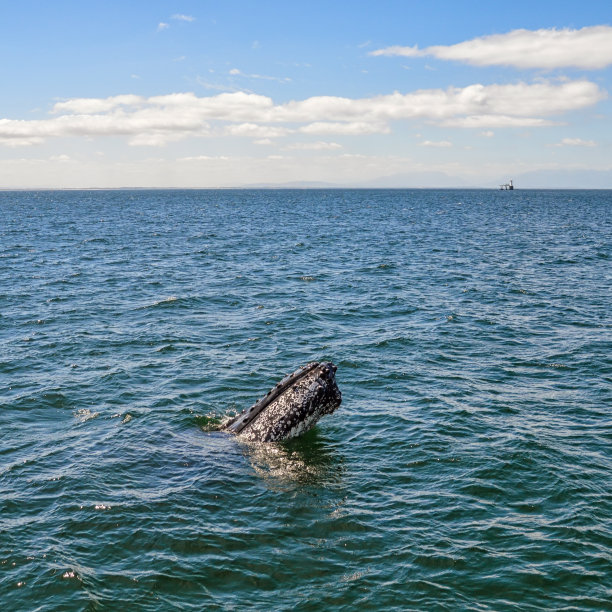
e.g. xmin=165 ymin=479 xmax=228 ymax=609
xmin=195 ymin=412 xmax=228 ymax=431
xmin=81 ymin=236 xmax=111 ymax=246
xmin=156 ymin=344 xmax=177 ymax=353
xmin=374 ymin=336 xmax=413 ymax=348
xmin=74 ymin=408 xmax=99 ymax=422
xmin=144 ymin=296 xmax=178 ymax=309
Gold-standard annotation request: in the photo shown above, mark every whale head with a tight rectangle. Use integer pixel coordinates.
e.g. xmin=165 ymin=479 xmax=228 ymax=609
xmin=224 ymin=361 xmax=342 ymax=442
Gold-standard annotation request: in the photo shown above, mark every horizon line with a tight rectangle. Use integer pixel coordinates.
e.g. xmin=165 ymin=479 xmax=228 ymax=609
xmin=3 ymin=186 xmax=612 ymax=191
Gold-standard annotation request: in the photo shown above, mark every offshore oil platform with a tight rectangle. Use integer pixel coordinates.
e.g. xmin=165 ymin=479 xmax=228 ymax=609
xmin=499 ymin=179 xmax=514 ymax=190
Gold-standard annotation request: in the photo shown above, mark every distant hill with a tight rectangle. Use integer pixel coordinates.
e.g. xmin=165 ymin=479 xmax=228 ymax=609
xmin=240 ymin=172 xmax=471 ymax=189
xmin=237 ymin=169 xmax=612 ymax=190
xmin=352 ymin=171 xmax=471 ymax=188
xmin=238 ymin=180 xmax=338 ymax=189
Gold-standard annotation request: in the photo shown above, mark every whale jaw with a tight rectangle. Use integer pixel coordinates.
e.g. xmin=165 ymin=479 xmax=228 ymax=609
xmin=224 ymin=362 xmax=341 ymax=442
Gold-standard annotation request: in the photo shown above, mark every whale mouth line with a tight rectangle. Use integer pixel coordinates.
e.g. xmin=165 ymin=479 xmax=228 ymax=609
xmin=224 ymin=362 xmax=321 ymax=435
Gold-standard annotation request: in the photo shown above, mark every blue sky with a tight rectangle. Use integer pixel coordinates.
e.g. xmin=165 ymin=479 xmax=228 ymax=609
xmin=1 ymin=1 xmax=611 ymax=187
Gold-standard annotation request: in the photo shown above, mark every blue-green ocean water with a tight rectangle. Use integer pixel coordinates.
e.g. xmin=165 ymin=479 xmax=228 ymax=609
xmin=1 ymin=189 xmax=610 ymax=611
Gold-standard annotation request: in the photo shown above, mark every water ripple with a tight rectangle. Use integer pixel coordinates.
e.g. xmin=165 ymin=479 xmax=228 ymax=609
xmin=0 ymin=189 xmax=610 ymax=610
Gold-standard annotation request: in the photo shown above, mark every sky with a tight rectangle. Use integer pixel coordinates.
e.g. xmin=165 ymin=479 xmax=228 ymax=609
xmin=1 ymin=0 xmax=611 ymax=188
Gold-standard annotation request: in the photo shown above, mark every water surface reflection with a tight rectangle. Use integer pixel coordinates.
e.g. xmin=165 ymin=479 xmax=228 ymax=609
xmin=241 ymin=429 xmax=345 ymax=490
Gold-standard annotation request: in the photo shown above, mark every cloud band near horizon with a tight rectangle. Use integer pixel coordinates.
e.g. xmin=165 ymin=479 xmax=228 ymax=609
xmin=0 ymin=79 xmax=605 ymax=147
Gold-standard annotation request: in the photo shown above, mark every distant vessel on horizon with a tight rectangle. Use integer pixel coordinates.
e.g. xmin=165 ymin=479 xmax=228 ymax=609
xmin=500 ymin=179 xmax=514 ymax=190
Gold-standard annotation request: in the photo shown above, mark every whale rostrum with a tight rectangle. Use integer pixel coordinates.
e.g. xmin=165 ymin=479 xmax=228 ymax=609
xmin=223 ymin=361 xmax=342 ymax=442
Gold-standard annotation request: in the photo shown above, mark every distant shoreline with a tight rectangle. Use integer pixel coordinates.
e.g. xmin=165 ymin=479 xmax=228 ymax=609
xmin=2 ymin=186 xmax=612 ymax=192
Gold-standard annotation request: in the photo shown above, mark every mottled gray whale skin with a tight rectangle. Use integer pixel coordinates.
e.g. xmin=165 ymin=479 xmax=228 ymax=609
xmin=223 ymin=362 xmax=341 ymax=442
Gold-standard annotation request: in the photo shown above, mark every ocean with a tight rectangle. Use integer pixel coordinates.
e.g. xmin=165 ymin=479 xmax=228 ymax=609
xmin=1 ymin=189 xmax=610 ymax=610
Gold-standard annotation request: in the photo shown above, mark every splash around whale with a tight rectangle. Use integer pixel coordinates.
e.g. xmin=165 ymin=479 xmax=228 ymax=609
xmin=223 ymin=361 xmax=342 ymax=442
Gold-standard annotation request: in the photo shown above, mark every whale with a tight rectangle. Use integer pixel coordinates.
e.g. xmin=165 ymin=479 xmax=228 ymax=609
xmin=223 ymin=361 xmax=342 ymax=442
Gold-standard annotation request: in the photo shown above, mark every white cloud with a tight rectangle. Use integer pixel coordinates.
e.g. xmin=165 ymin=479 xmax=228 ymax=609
xmin=52 ymin=94 xmax=144 ymax=114
xmin=195 ymin=77 xmax=245 ymax=93
xmin=373 ymin=45 xmax=421 ymax=58
xmin=229 ymin=68 xmax=291 ymax=83
xmin=285 ymin=141 xmax=342 ymax=150
xmin=172 ymin=14 xmax=195 ymax=22
xmin=481 ymin=130 xmax=495 ymax=137
xmin=0 ymin=79 xmax=605 ymax=147
xmin=442 ymin=115 xmax=557 ymax=128
xmin=178 ymin=155 xmax=229 ymax=162
xmin=552 ymin=137 xmax=597 ymax=147
xmin=128 ymin=132 xmax=190 ymax=147
xmin=157 ymin=22 xmax=169 ymax=32
xmin=371 ymin=25 xmax=612 ymax=70
xmin=225 ymin=123 xmax=291 ymax=138
xmin=420 ymin=140 xmax=452 ymax=147
xmin=299 ymin=121 xmax=390 ymax=135
xmin=282 ymin=81 xmax=604 ymax=124
xmin=0 ymin=135 xmax=45 ymax=147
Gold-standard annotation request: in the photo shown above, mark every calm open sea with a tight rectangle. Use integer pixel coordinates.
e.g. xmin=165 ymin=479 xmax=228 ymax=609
xmin=1 ymin=189 xmax=610 ymax=611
